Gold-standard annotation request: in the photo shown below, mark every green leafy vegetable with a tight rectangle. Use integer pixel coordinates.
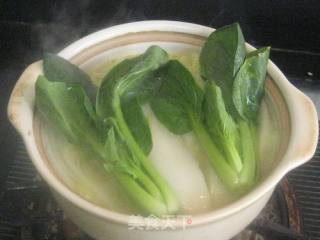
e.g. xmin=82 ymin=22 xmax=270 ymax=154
xmin=203 ymin=81 xmax=242 ymax=173
xmin=151 ymin=98 xmax=192 ymax=134
xmin=96 ymin=46 xmax=178 ymax=214
xmin=233 ymin=47 xmax=270 ymax=187
xmin=36 ymin=46 xmax=179 ymax=216
xmin=150 ymin=23 xmax=270 ymax=193
xmin=200 ymin=23 xmax=246 ymax=115
xmin=96 ymin=46 xmax=169 ymax=119
xmin=151 ymin=60 xmax=203 ymax=135
xmin=121 ymin=97 xmax=152 ymax=154
xmin=238 ymin=121 xmax=256 ymax=187
xmin=36 ymin=76 xmax=169 ymax=215
xmin=200 ymin=24 xmax=270 ymax=191
xmin=43 ymin=53 xmax=97 ymax=102
xmin=96 ymin=46 xmax=168 ymax=154
xmin=35 ymin=75 xmax=103 ymax=155
xmin=103 ymin=123 xmax=168 ymax=215
xmin=150 ymin=60 xmax=240 ymax=190
xmin=232 ymin=47 xmax=270 ymax=122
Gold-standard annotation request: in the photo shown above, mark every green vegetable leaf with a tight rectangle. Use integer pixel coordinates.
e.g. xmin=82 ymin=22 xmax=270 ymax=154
xmin=150 ymin=60 xmax=203 ymax=134
xmin=151 ymin=98 xmax=192 ymax=134
xmin=150 ymin=59 xmax=242 ymax=189
xmin=121 ymin=97 xmax=152 ymax=154
xmin=95 ymin=56 xmax=142 ymax=119
xmin=131 ymin=72 xmax=162 ymax=104
xmin=103 ymin=124 xmax=163 ymax=201
xmin=96 ymin=46 xmax=178 ymax=214
xmin=96 ymin=46 xmax=169 ymax=154
xmin=200 ymin=23 xmax=246 ymax=115
xmin=96 ymin=46 xmax=169 ymax=119
xmin=232 ymin=47 xmax=270 ymax=122
xmin=43 ymin=53 xmax=97 ymax=102
xmin=36 ymin=75 xmax=172 ymax=215
xmin=35 ymin=75 xmax=104 ymax=155
xmin=203 ymin=81 xmax=242 ymax=172
xmin=204 ymin=81 xmax=237 ymax=140
xmin=149 ymin=59 xmax=242 ymax=190
xmin=189 ymin=113 xmax=239 ymax=190
xmin=103 ymin=125 xmax=140 ymax=178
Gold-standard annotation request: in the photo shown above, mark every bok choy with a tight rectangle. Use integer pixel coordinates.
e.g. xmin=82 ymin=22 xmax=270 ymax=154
xmin=151 ymin=23 xmax=270 ymax=192
xmin=36 ymin=47 xmax=178 ymax=216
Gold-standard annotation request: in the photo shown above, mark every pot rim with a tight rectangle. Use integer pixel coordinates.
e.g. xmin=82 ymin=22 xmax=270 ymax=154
xmin=7 ymin=20 xmax=318 ymax=228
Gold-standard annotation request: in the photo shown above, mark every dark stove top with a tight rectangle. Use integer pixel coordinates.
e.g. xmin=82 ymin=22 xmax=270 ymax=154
xmin=1 ymin=1 xmax=320 ymax=239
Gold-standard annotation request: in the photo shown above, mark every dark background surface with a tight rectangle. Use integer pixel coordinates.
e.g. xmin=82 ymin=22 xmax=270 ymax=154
xmin=1 ymin=0 xmax=320 ymax=194
xmin=1 ymin=0 xmax=320 ymax=51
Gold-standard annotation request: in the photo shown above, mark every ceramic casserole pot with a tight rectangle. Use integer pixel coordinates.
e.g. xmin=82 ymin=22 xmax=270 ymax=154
xmin=7 ymin=21 xmax=318 ymax=240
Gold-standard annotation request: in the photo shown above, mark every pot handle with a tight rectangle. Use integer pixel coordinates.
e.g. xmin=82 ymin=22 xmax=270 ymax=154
xmin=7 ymin=61 xmax=42 ymax=136
xmin=282 ymin=85 xmax=318 ymax=171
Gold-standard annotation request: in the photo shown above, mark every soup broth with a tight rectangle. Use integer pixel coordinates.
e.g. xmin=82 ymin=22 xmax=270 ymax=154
xmin=40 ymin=51 xmax=280 ymax=215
